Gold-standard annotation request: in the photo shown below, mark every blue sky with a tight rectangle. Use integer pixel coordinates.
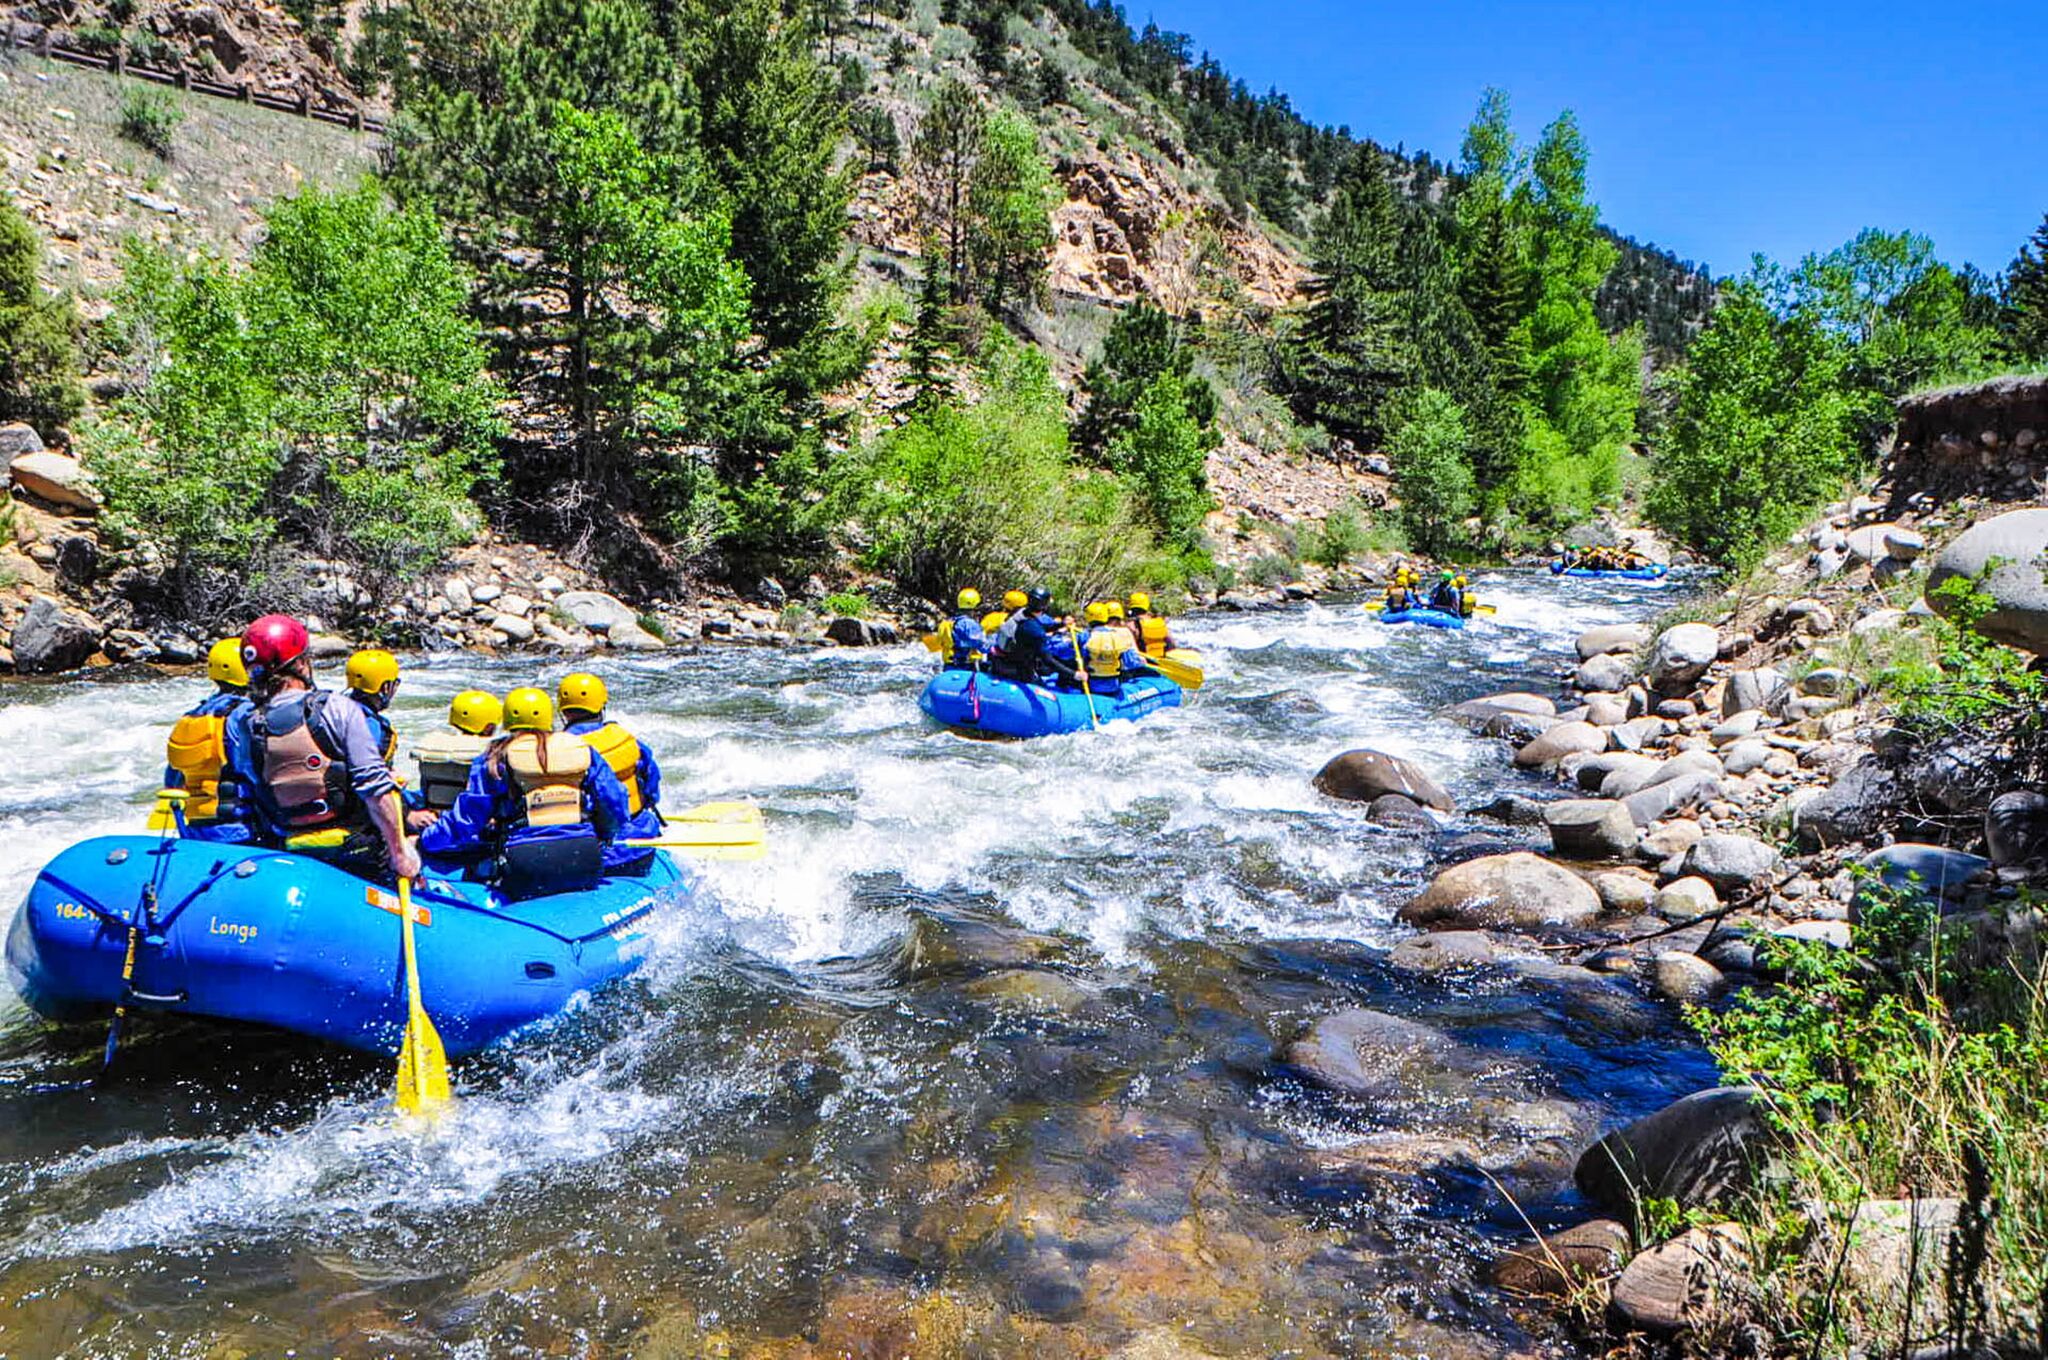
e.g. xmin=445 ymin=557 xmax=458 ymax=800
xmin=1147 ymin=0 xmax=2047 ymax=278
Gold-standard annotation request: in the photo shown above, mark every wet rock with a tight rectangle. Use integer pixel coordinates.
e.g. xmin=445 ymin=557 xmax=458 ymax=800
xmin=1722 ymin=668 xmax=1790 ymax=718
xmin=1576 ymin=1086 xmax=1772 ymax=1215
xmin=1492 ymin=1218 xmax=1633 ymax=1298
xmin=1283 ymin=1007 xmax=1445 ymax=1099
xmin=1544 ymin=799 xmax=1639 ymax=860
xmin=1483 ymin=709 xmax=1561 ymax=744
xmin=894 ymin=909 xmax=1070 ymax=981
xmin=1313 ymin=749 xmax=1453 ymax=810
xmin=1367 ymin=793 xmax=1438 ymax=830
xmin=1387 ymin=930 xmax=1499 ymax=973
xmin=1698 ymin=928 xmax=1758 ymax=974
xmin=1859 ymin=843 xmax=1990 ymax=904
xmin=1471 ymin=792 xmax=1550 ymax=826
xmin=8 ymin=451 xmax=98 ymax=512
xmin=1651 ymin=950 xmax=1723 ymax=1003
xmin=1986 ymin=790 xmax=2048 ymax=866
xmin=1593 ymin=871 xmax=1656 ymax=914
xmin=1575 ymin=653 xmax=1633 ymax=693
xmin=1610 ymin=1224 xmax=1750 ymax=1334
xmin=1576 ymin=622 xmax=1651 ymax=659
xmin=1926 ymin=507 xmax=2048 ymax=653
xmin=962 ymin=968 xmax=1093 ymax=1012
xmin=1444 ymin=697 xmax=1556 ymax=738
xmin=7 ymin=595 xmax=102 ymax=673
xmin=824 ymin=616 xmax=891 ymax=647
xmin=1645 ymin=623 xmax=1719 ymax=693
xmin=1401 ymin=852 xmax=1601 ymax=930
xmin=1683 ymin=834 xmax=1781 ymax=892
xmin=1513 ymin=721 xmax=1608 ymax=769
xmin=1655 ymin=876 xmax=1720 ymax=922
xmin=1623 ymin=770 xmax=1722 ymax=827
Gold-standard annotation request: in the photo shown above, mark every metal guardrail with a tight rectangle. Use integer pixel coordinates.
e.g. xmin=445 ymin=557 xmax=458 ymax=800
xmin=1 ymin=19 xmax=384 ymax=134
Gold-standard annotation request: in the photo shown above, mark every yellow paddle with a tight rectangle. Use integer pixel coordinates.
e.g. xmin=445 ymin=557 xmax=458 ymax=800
xmin=393 ymin=875 xmax=451 ymax=1118
xmin=1145 ymin=650 xmax=1204 ymax=691
xmin=1364 ymin=601 xmax=1495 ymax=615
xmin=624 ymin=801 xmax=767 ymax=860
xmin=1067 ymin=624 xmax=1102 ymax=730
xmin=920 ymin=632 xmax=941 ymax=653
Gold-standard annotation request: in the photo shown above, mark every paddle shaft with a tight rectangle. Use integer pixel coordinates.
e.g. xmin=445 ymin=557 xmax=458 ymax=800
xmin=1067 ymin=624 xmax=1102 ymax=729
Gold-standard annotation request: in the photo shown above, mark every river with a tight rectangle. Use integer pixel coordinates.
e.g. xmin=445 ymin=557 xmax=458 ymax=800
xmin=0 ymin=572 xmax=1716 ymax=1359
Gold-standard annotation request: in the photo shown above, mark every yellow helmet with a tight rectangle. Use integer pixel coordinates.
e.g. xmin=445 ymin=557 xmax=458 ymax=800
xmin=1085 ymin=602 xmax=1110 ymax=625
xmin=345 ymin=648 xmax=400 ymax=695
xmin=1454 ymin=575 xmax=1468 ymax=587
xmin=449 ymin=689 xmax=503 ymax=736
xmin=206 ymin=637 xmax=249 ymax=688
xmin=981 ymin=611 xmax=1007 ymax=632
xmin=505 ymin=687 xmax=556 ymax=733
xmin=1106 ymin=600 xmax=1126 ymax=620
xmin=957 ymin=588 xmax=982 ymax=610
xmin=557 ymin=672 xmax=608 ymax=716
xmin=1127 ymin=591 xmax=1151 ymax=613
xmin=1003 ymin=589 xmax=1028 ymax=610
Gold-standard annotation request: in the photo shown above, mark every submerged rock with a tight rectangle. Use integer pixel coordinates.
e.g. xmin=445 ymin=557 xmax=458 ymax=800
xmin=1367 ymin=793 xmax=1438 ymax=829
xmin=1400 ymin=852 xmax=1601 ymax=930
xmin=1575 ymin=1086 xmax=1772 ymax=1215
xmin=1282 ymin=1007 xmax=1446 ymax=1099
xmin=1313 ymin=749 xmax=1453 ymax=810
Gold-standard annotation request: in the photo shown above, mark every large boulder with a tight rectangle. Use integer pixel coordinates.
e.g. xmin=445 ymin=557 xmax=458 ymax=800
xmin=1986 ymin=790 xmax=2048 ymax=867
xmin=1544 ymin=799 xmax=1639 ymax=860
xmin=1400 ymin=852 xmax=1602 ymax=930
xmin=1859 ymin=843 xmax=1990 ymax=904
xmin=1313 ymin=749 xmax=1453 ymax=811
xmin=1794 ymin=755 xmax=1903 ymax=848
xmin=1645 ymin=623 xmax=1719 ymax=693
xmin=1574 ymin=653 xmax=1633 ymax=693
xmin=1682 ymin=834 xmax=1782 ymax=892
xmin=554 ymin=589 xmax=640 ymax=634
xmin=823 ymin=616 xmax=893 ymax=647
xmin=1512 ymin=721 xmax=1609 ymax=769
xmin=1575 ymin=623 xmax=1650 ymax=660
xmin=9 ymin=451 xmax=99 ymax=512
xmin=1575 ymin=1086 xmax=1773 ymax=1215
xmin=7 ymin=595 xmax=103 ymax=673
xmin=1926 ymin=507 xmax=2048 ymax=653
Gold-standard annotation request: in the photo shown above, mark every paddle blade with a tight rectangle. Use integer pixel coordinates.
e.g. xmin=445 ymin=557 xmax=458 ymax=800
xmin=671 ymin=801 xmax=764 ymax=826
xmin=628 ymin=822 xmax=767 ymax=849
xmin=1148 ymin=652 xmax=1204 ymax=691
xmin=919 ymin=632 xmax=941 ymax=653
xmin=394 ymin=878 xmax=452 ymax=1119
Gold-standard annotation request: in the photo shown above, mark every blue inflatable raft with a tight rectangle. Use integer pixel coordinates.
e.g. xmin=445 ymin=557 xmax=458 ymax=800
xmin=1551 ymin=561 xmax=1669 ymax=581
xmin=1377 ymin=607 xmax=1467 ymax=630
xmin=5 ymin=836 xmax=689 ymax=1058
xmin=919 ymin=670 xmax=1182 ymax=738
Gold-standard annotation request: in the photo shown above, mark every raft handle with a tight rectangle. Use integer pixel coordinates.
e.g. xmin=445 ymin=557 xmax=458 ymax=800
xmin=524 ymin=961 xmax=557 ymax=979
xmin=123 ymin=986 xmax=188 ymax=1008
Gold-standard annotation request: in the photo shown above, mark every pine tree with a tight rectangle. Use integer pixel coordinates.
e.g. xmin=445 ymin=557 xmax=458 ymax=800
xmin=904 ymin=246 xmax=958 ymax=411
xmin=912 ymin=80 xmax=987 ymax=305
xmin=1398 ymin=211 xmax=1519 ymax=490
xmin=1457 ymin=200 xmax=1533 ymax=399
xmin=1285 ymin=142 xmax=1409 ymax=444
xmin=1074 ymin=301 xmax=1217 ymax=460
xmin=2008 ymin=213 xmax=2048 ymax=361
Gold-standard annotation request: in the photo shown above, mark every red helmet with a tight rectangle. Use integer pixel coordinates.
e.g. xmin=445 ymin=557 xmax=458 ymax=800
xmin=241 ymin=614 xmax=310 ymax=676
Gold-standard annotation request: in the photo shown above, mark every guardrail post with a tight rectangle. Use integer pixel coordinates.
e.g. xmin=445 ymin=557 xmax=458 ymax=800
xmin=175 ymin=68 xmax=190 ymax=91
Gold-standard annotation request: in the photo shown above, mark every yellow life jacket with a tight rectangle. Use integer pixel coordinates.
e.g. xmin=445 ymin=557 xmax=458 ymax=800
xmin=935 ymin=617 xmax=955 ymax=659
xmin=414 ymin=729 xmax=490 ymax=812
xmin=504 ymin=732 xmax=592 ymax=830
xmin=1085 ymin=625 xmax=1137 ymax=679
xmin=1135 ymin=614 xmax=1170 ymax=659
xmin=579 ymin=721 xmax=647 ymax=816
xmin=166 ymin=712 xmax=229 ymax=821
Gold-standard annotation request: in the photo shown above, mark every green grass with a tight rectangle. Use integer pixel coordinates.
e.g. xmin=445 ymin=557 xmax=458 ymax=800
xmin=819 ymin=591 xmax=871 ymax=618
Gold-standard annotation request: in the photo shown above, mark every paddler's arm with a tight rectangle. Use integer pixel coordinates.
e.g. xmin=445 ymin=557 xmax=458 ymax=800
xmin=369 ymin=791 xmax=421 ymax=880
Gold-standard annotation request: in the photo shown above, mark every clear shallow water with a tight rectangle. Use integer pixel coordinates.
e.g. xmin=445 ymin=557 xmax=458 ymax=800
xmin=0 ymin=571 xmax=1711 ymax=1358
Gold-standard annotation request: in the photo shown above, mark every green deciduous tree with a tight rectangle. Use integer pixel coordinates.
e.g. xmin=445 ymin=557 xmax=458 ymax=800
xmin=1786 ymin=229 xmax=2004 ymax=401
xmin=1646 ymin=277 xmax=1861 ymax=567
xmin=1387 ymin=387 xmax=1475 ymax=556
xmin=967 ymin=109 xmax=1055 ymax=310
xmin=0 ymin=201 xmax=85 ymax=435
xmin=1106 ymin=372 xmax=1213 ymax=548
xmin=91 ymin=183 xmax=504 ymax=618
xmin=1073 ymin=301 xmax=1217 ymax=456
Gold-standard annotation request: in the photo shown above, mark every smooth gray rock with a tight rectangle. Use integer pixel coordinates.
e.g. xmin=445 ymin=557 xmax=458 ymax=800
xmin=1986 ymin=791 xmax=2048 ymax=866
xmin=1722 ymin=668 xmax=1789 ymax=718
xmin=1584 ymin=694 xmax=1628 ymax=726
xmin=1723 ymin=738 xmax=1772 ymax=776
xmin=1576 ymin=752 xmax=1654 ymax=794
xmin=1576 ymin=1086 xmax=1772 ymax=1215
xmin=1852 ymin=607 xmax=1909 ymax=637
xmin=1545 ymin=799 xmax=1640 ymax=860
xmin=1594 ymin=871 xmax=1656 ymax=914
xmin=1314 ymin=749 xmax=1455 ymax=810
xmin=1655 ymin=876 xmax=1720 ymax=922
xmin=1795 ymin=756 xmax=1903 ymax=848
xmin=555 ymin=589 xmax=638 ymax=633
xmin=1400 ymin=852 xmax=1602 ymax=930
xmin=1367 ymin=793 xmax=1439 ymax=830
xmin=1774 ymin=920 xmax=1852 ymax=949
xmin=1575 ymin=623 xmax=1651 ymax=660
xmin=0 ymin=421 xmax=44 ymax=463
xmin=1645 ymin=623 xmax=1719 ymax=693
xmin=7 ymin=595 xmax=102 ymax=673
xmin=1926 ymin=507 xmax=2048 ymax=654
xmin=1386 ymin=930 xmax=1499 ymax=973
xmin=1709 ymin=709 xmax=1766 ymax=746
xmin=1859 ymin=843 xmax=1990 ymax=903
xmin=1575 ymin=653 xmax=1633 ymax=693
xmin=1684 ymin=834 xmax=1782 ymax=891
xmin=1623 ymin=771 xmax=1722 ymax=826
xmin=1470 ymin=691 xmax=1557 ymax=716
xmin=490 ymin=611 xmax=536 ymax=643
xmin=1470 ymin=793 xmax=1550 ymax=827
